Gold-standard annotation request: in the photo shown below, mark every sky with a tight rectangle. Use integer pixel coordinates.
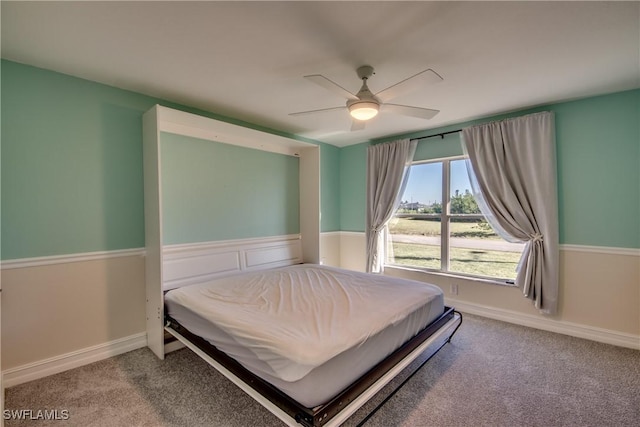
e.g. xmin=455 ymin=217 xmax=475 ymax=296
xmin=402 ymin=159 xmax=472 ymax=206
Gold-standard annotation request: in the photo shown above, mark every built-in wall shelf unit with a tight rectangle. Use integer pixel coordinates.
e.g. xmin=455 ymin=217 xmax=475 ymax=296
xmin=143 ymin=105 xmax=320 ymax=359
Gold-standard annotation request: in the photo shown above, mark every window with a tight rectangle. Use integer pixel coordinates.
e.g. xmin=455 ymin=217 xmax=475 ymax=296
xmin=386 ymin=157 xmax=524 ymax=282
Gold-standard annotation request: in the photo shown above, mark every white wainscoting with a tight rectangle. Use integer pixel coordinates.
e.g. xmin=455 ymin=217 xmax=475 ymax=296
xmin=2 ymin=234 xmax=636 ymax=390
xmin=1 ymin=235 xmax=303 ymax=389
xmin=338 ymin=231 xmax=639 ymax=349
xmin=162 ymin=235 xmax=303 ymax=290
xmin=2 ymin=333 xmax=147 ymax=388
xmin=0 ymin=248 xmax=145 ymax=270
xmin=445 ymin=299 xmax=640 ymax=350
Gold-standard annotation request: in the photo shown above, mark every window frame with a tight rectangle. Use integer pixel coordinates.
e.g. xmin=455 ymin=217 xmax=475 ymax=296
xmin=386 ymin=156 xmax=518 ymax=286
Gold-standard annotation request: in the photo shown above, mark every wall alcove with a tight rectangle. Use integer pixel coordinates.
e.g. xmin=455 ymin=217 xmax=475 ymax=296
xmin=142 ymin=105 xmax=320 ymax=358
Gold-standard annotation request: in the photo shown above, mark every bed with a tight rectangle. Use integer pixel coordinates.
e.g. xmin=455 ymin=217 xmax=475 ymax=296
xmin=143 ymin=106 xmax=461 ymax=426
xmin=163 ymin=263 xmax=461 ymax=426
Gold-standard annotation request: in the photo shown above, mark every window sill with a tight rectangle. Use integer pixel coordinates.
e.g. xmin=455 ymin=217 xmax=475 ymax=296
xmin=384 ymin=264 xmax=518 ymax=288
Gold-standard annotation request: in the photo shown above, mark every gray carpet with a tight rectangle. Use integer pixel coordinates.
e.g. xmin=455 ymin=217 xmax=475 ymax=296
xmin=5 ymin=314 xmax=639 ymax=426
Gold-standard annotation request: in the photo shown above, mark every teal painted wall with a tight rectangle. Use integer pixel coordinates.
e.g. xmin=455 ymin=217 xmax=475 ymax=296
xmin=1 ymin=60 xmax=338 ymax=260
xmin=320 ymin=143 xmax=341 ymax=232
xmin=1 ymin=61 xmax=148 ymax=259
xmin=340 ymin=89 xmax=640 ymax=249
xmin=160 ymin=132 xmax=299 ymax=244
xmin=2 ymin=59 xmax=637 ymax=258
xmin=339 ymin=143 xmax=369 ymax=232
xmin=413 ymin=132 xmax=464 ymax=161
xmin=553 ymin=90 xmax=639 ymax=248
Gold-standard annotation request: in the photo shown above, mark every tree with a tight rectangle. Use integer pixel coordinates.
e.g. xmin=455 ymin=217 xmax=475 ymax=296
xmin=450 ymin=189 xmax=480 ymax=214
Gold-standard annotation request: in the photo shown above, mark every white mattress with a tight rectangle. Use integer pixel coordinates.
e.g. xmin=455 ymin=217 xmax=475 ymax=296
xmin=165 ymin=264 xmax=444 ymax=407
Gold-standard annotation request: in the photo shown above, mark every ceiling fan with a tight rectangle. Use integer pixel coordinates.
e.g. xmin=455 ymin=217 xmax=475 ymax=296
xmin=290 ymin=65 xmax=443 ymax=130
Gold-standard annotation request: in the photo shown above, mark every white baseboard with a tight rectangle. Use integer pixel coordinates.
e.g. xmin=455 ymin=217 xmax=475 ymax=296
xmin=446 ymin=298 xmax=640 ymax=350
xmin=2 ymin=332 xmax=147 ymax=389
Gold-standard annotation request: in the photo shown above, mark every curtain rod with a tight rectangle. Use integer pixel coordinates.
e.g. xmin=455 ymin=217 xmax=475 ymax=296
xmin=410 ymin=129 xmax=462 ymax=142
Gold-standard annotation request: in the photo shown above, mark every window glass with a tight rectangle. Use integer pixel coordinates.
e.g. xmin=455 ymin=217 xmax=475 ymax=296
xmin=389 ymin=162 xmax=441 ymax=269
xmin=388 ymin=157 xmax=524 ymax=281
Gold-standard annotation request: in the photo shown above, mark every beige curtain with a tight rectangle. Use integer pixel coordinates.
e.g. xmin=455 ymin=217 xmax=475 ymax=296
xmin=366 ymin=139 xmax=417 ymax=273
xmin=462 ymin=112 xmax=559 ymax=314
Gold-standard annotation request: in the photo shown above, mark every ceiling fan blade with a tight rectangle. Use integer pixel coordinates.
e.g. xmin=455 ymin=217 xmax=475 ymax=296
xmin=375 ymin=69 xmax=443 ymax=103
xmin=351 ymin=120 xmax=366 ymax=131
xmin=304 ymin=75 xmax=359 ymax=101
xmin=289 ymin=106 xmax=346 ymax=117
xmin=382 ymin=103 xmax=440 ymax=120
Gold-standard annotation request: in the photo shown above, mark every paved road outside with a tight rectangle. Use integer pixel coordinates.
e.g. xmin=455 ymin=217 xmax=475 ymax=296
xmin=391 ymin=234 xmax=525 ymax=252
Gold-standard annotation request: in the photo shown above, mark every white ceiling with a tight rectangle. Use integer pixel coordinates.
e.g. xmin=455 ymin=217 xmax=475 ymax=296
xmin=2 ymin=1 xmax=639 ymax=147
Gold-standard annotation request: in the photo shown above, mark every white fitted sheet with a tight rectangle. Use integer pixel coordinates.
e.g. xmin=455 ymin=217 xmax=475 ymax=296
xmin=165 ymin=264 xmax=444 ymax=407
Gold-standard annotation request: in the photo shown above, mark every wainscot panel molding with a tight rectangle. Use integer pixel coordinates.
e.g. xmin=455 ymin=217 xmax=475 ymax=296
xmin=337 ymin=231 xmax=367 ymax=272
xmin=1 ymin=248 xmax=145 ymax=270
xmin=1 ymin=233 xmax=635 ymax=389
xmin=560 ymin=244 xmax=640 ymax=257
xmin=2 ymin=252 xmax=146 ymax=375
xmin=162 ymin=235 xmax=303 ymax=290
xmin=2 ymin=332 xmax=147 ymax=388
xmin=0 ymin=239 xmax=634 ymax=271
xmin=336 ymin=231 xmax=639 ymax=348
xmin=320 ymin=231 xmax=341 ymax=267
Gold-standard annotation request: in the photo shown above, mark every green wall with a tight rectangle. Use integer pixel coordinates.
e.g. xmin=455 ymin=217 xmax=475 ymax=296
xmin=553 ymin=91 xmax=639 ymax=248
xmin=2 ymin=59 xmax=637 ymax=259
xmin=320 ymin=143 xmax=341 ymax=232
xmin=339 ymin=143 xmax=368 ymax=232
xmin=1 ymin=60 xmax=338 ymax=260
xmin=340 ymin=89 xmax=640 ymax=249
xmin=2 ymin=61 xmax=148 ymax=259
xmin=160 ymin=132 xmax=299 ymax=244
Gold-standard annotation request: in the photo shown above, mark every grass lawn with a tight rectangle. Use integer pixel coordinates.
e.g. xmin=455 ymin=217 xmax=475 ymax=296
xmin=387 ymin=218 xmax=521 ymax=279
xmin=389 ymin=242 xmax=520 ymax=279
xmin=389 ymin=217 xmax=500 ymax=239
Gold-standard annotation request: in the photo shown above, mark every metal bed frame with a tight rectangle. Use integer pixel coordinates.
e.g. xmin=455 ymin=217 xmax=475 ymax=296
xmin=165 ymin=306 xmax=462 ymax=426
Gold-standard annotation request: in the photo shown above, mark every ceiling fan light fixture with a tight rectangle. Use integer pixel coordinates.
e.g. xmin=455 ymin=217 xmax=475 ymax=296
xmin=348 ymin=101 xmax=379 ymax=121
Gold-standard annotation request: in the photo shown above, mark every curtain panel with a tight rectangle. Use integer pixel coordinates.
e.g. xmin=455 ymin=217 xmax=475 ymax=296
xmin=366 ymin=139 xmax=417 ymax=273
xmin=462 ymin=112 xmax=559 ymax=314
